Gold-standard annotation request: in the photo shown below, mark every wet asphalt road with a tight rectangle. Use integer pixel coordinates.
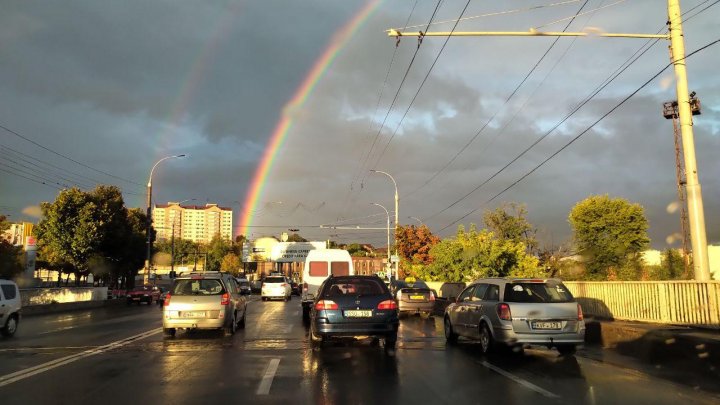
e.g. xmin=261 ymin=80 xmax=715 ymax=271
xmin=1 ymin=297 xmax=719 ymax=405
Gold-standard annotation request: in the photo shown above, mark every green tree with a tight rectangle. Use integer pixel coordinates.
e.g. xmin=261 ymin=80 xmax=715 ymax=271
xmin=220 ymin=252 xmax=241 ymax=274
xmin=0 ymin=215 xmax=24 ymax=279
xmin=483 ymin=202 xmax=537 ymax=253
xmin=568 ymin=195 xmax=650 ymax=280
xmin=417 ymin=224 xmax=541 ymax=282
xmin=206 ymin=234 xmax=232 ymax=272
xmin=287 ymin=233 xmax=307 ymax=242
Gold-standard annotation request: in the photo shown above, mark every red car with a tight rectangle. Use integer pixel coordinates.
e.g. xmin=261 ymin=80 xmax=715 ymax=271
xmin=126 ymin=285 xmax=161 ymax=305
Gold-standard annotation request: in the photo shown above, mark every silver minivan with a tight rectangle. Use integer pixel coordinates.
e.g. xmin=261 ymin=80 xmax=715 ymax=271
xmin=444 ymin=278 xmax=585 ymax=355
xmin=0 ymin=279 xmax=21 ymax=337
xmin=162 ymin=272 xmax=247 ymax=337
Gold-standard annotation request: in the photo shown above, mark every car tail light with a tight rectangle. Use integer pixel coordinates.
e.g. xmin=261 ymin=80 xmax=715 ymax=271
xmin=429 ymin=291 xmax=436 ymax=301
xmin=221 ymin=293 xmax=230 ymax=305
xmin=377 ymin=300 xmax=398 ymax=310
xmin=497 ymin=303 xmax=512 ymax=321
xmin=315 ymin=300 xmax=338 ymax=310
xmin=303 ymin=282 xmax=308 ymax=292
xmin=281 ymin=283 xmax=288 ymax=287
xmin=163 ymin=293 xmax=171 ymax=307
xmin=577 ymin=303 xmax=584 ymax=321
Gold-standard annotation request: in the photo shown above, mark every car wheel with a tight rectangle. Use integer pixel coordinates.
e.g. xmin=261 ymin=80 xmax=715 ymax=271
xmin=163 ymin=327 xmax=176 ymax=338
xmin=444 ymin=317 xmax=458 ymax=344
xmin=479 ymin=323 xmax=494 ymax=354
xmin=126 ymin=300 xmax=132 ymax=306
xmin=557 ymin=344 xmax=577 ymax=356
xmin=310 ymin=328 xmax=326 ymax=348
xmin=238 ymin=308 xmax=246 ymax=329
xmin=224 ymin=314 xmax=237 ymax=336
xmin=262 ymin=297 xmax=267 ymax=302
xmin=384 ymin=333 xmax=397 ymax=354
xmin=1 ymin=314 xmax=18 ymax=337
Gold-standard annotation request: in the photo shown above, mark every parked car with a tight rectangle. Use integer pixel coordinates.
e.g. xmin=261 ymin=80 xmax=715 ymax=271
xmin=162 ymin=271 xmax=247 ymax=337
xmin=310 ymin=275 xmax=399 ymax=353
xmin=261 ymin=276 xmax=292 ymax=301
xmin=290 ymin=280 xmax=301 ymax=296
xmin=126 ymin=285 xmax=161 ymax=305
xmin=0 ymin=279 xmax=21 ymax=337
xmin=235 ymin=278 xmax=252 ymax=295
xmin=156 ymin=287 xmax=169 ymax=306
xmin=390 ymin=277 xmax=435 ymax=318
xmin=444 ymin=278 xmax=585 ymax=355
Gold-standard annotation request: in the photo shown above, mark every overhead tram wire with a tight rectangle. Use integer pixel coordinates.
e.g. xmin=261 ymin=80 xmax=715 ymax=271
xmin=0 ymin=145 xmax=111 ymax=188
xmin=0 ymin=163 xmax=68 ymax=190
xmin=350 ymin=0 xmax=445 ymax=193
xmin=403 ymin=0 xmax=592 ymax=200
xmin=347 ymin=0 xmax=419 ymax=195
xmin=426 ymin=2 xmax=715 ymax=224
xmin=399 ymin=0 xmax=582 ymax=30
xmin=437 ymin=37 xmax=720 ymax=233
xmin=533 ymin=0 xmax=626 ymax=29
xmin=0 ymin=123 xmax=144 ymax=188
xmin=0 ymin=152 xmax=94 ymax=190
xmin=0 ymin=167 xmax=64 ymax=190
xmin=369 ymin=0 xmax=474 ymax=171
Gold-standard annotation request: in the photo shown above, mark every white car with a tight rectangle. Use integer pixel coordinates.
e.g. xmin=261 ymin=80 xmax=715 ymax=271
xmin=0 ymin=279 xmax=21 ymax=337
xmin=261 ymin=276 xmax=291 ymax=301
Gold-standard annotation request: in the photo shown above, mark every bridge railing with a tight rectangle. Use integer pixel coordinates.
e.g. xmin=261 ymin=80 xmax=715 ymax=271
xmin=564 ymin=281 xmax=720 ymax=329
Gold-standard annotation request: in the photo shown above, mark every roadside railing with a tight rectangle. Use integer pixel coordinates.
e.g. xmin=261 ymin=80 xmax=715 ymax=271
xmin=19 ymin=287 xmax=108 ymax=307
xmin=564 ymin=281 xmax=720 ymax=329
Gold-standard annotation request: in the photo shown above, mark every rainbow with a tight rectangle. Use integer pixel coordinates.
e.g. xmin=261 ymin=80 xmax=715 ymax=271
xmin=238 ymin=0 xmax=383 ymax=237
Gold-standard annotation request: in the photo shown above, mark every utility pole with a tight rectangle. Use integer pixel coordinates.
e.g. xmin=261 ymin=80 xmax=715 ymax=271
xmin=387 ymin=0 xmax=711 ymax=280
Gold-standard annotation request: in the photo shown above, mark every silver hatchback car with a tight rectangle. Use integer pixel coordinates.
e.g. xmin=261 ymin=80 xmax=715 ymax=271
xmin=163 ymin=272 xmax=247 ymax=337
xmin=444 ymin=278 xmax=585 ymax=355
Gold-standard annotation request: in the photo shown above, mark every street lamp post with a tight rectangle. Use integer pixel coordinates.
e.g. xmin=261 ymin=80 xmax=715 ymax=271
xmin=408 ymin=216 xmax=424 ymax=226
xmin=371 ymin=170 xmax=398 ymax=280
xmin=372 ymin=203 xmax=391 ymax=282
xmin=145 ymin=154 xmax=186 ymax=284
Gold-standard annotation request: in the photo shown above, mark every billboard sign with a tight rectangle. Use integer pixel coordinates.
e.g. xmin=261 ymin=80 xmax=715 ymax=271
xmin=270 ymin=242 xmax=326 ymax=263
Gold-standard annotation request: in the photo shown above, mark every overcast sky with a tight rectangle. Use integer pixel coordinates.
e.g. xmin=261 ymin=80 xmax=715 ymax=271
xmin=1 ymin=0 xmax=718 ymax=251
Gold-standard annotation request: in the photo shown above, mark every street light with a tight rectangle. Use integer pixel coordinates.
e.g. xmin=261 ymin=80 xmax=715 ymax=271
xmin=408 ymin=216 xmax=424 ymax=226
xmin=370 ymin=170 xmax=398 ymax=279
xmin=145 ymin=154 xmax=186 ymax=284
xmin=372 ymin=202 xmax=391 ymax=282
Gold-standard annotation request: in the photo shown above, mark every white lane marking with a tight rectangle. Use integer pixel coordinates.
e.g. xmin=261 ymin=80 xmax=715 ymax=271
xmin=0 ymin=328 xmax=161 ymax=388
xmin=480 ymin=361 xmax=560 ymax=399
xmin=0 ymin=346 xmax=99 ymax=352
xmin=256 ymin=358 xmax=281 ymax=395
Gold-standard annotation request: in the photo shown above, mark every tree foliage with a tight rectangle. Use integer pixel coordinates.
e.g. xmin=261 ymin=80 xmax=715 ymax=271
xmin=0 ymin=214 xmax=24 ymax=279
xmin=220 ymin=252 xmax=241 ymax=274
xmin=416 ymin=224 xmax=541 ymax=282
xmin=34 ymin=186 xmax=147 ymax=286
xmin=568 ymin=195 xmax=650 ymax=280
xmin=395 ymin=224 xmax=440 ymax=266
xmin=205 ymin=234 xmax=232 ymax=272
xmin=287 ymin=233 xmax=307 ymax=242
xmin=483 ymin=202 xmax=537 ymax=253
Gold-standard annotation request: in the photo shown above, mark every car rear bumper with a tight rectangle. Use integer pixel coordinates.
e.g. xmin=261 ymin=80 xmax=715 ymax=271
xmin=493 ymin=326 xmax=585 ymax=346
xmin=163 ymin=318 xmax=226 ymax=330
xmin=398 ymin=301 xmax=434 ymax=313
xmin=313 ymin=321 xmax=399 ymax=337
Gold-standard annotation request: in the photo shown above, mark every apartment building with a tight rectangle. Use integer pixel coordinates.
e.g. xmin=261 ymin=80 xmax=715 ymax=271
xmin=153 ymin=202 xmax=233 ymax=243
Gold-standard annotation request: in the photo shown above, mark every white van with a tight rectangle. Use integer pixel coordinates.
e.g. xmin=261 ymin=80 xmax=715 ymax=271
xmin=301 ymin=249 xmax=354 ymax=319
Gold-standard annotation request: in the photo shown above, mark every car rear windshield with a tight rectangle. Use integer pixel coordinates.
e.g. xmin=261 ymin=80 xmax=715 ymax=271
xmin=172 ymin=279 xmax=225 ymax=296
xmin=503 ymin=282 xmax=574 ymax=303
xmin=264 ymin=277 xmax=286 ymax=283
xmin=239 ymin=281 xmax=250 ymax=287
xmin=395 ymin=280 xmax=429 ymax=289
xmin=323 ymin=278 xmax=387 ymax=297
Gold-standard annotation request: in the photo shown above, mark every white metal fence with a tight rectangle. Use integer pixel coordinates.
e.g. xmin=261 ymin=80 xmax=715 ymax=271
xmin=564 ymin=281 xmax=720 ymax=328
xmin=20 ymin=287 xmax=108 ymax=307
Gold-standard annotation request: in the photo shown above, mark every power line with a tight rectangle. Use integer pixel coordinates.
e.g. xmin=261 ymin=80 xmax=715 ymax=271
xmin=0 ymin=123 xmax=144 ymax=187
xmin=0 ymin=149 xmax=95 ymax=190
xmin=404 ymin=0 xmax=591 ymax=199
xmin=438 ymin=36 xmax=720 ymax=232
xmin=1 ymin=145 xmax=109 ymax=187
xmin=0 ymin=163 xmax=65 ymax=190
xmin=370 ymin=0 xmax=473 ymax=171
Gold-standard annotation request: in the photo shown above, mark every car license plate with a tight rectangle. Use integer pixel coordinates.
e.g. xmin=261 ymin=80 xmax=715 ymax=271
xmin=344 ymin=310 xmax=372 ymax=318
xmin=410 ymin=295 xmax=425 ymax=300
xmin=182 ymin=311 xmax=205 ymax=318
xmin=132 ymin=297 xmax=140 ymax=300
xmin=532 ymin=321 xmax=562 ymax=330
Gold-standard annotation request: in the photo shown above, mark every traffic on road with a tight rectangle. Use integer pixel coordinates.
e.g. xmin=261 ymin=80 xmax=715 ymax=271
xmin=1 ymin=279 xmax=718 ymax=405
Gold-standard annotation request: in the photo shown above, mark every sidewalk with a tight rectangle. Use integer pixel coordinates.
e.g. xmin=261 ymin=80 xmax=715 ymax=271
xmin=582 ymin=317 xmax=720 ymax=393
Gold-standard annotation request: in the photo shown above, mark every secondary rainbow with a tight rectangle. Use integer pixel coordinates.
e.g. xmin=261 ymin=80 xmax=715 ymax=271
xmin=238 ymin=0 xmax=383 ymax=236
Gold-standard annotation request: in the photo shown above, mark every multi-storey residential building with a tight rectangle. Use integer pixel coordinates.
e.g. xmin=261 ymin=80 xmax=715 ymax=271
xmin=153 ymin=202 xmax=233 ymax=244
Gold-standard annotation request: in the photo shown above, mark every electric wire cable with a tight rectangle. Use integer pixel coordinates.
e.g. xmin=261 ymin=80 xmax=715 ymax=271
xmin=437 ymin=37 xmax=720 ymax=232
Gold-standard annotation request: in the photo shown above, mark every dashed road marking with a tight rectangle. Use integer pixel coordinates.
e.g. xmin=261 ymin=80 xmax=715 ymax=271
xmin=256 ymin=358 xmax=281 ymax=395
xmin=479 ymin=360 xmax=560 ymax=399
xmin=0 ymin=328 xmax=162 ymax=388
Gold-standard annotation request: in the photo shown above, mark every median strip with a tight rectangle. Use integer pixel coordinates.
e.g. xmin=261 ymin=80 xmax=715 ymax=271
xmin=0 ymin=328 xmax=162 ymax=387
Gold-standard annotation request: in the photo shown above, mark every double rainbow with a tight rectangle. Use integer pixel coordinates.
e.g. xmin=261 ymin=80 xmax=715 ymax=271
xmin=238 ymin=0 xmax=382 ymax=237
